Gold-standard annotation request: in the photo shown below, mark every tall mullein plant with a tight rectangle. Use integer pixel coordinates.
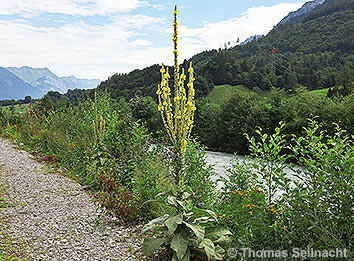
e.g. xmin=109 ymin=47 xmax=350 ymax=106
xmin=143 ymin=7 xmax=231 ymax=260
xmin=156 ymin=5 xmax=196 ymax=200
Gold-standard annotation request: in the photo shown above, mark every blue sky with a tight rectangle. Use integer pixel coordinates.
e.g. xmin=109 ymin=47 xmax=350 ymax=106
xmin=0 ymin=0 xmax=305 ymax=80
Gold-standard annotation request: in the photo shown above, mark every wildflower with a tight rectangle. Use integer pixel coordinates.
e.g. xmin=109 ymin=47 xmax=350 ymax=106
xmin=156 ymin=5 xmax=195 ymax=158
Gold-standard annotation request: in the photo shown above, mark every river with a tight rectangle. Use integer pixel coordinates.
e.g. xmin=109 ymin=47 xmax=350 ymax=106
xmin=204 ymin=150 xmax=304 ymax=194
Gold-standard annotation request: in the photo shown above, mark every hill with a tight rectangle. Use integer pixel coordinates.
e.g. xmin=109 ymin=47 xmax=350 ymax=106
xmin=0 ymin=67 xmax=43 ymax=100
xmin=275 ymin=0 xmax=325 ymax=27
xmin=192 ymin=0 xmax=354 ymax=91
xmin=97 ymin=64 xmax=213 ymax=100
xmin=96 ymin=0 xmax=353 ymax=101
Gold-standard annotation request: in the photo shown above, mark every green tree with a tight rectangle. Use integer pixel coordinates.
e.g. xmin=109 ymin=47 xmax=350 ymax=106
xmin=131 ymin=96 xmax=163 ymax=135
xmin=217 ymin=89 xmax=256 ymax=153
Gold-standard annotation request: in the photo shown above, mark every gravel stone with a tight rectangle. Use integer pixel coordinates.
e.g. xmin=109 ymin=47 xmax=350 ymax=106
xmin=0 ymin=138 xmax=147 ymax=260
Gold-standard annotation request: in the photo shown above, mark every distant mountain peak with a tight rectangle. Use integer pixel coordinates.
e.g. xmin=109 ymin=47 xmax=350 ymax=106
xmin=240 ymin=35 xmax=263 ymax=46
xmin=6 ymin=66 xmax=56 ymax=83
xmin=275 ymin=0 xmax=326 ymax=27
xmin=1 ymin=66 xmax=101 ymax=100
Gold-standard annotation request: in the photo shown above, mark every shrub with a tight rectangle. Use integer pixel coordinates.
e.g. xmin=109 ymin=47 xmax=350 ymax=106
xmin=95 ymin=162 xmax=140 ymax=221
xmin=184 ymin=140 xmax=217 ymax=208
xmin=218 ymin=120 xmax=354 ymax=257
xmin=285 ymin=120 xmax=354 ymax=253
xmin=133 ymin=146 xmax=173 ymax=219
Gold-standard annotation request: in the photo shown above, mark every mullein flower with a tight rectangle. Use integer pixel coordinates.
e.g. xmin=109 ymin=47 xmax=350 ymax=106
xmin=156 ymin=5 xmax=196 ymax=198
xmin=156 ymin=5 xmax=196 ymax=156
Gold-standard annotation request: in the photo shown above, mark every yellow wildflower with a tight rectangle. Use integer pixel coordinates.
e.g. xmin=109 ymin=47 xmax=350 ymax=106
xmin=156 ymin=5 xmax=195 ymax=157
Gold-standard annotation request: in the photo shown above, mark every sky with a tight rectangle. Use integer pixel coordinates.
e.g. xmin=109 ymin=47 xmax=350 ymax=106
xmin=0 ymin=0 xmax=306 ymax=80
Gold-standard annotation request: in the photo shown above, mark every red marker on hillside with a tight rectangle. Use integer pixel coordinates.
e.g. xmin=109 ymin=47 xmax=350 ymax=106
xmin=269 ymin=47 xmax=279 ymax=53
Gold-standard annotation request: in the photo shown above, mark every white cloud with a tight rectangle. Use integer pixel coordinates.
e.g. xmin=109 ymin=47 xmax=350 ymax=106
xmin=131 ymin=39 xmax=153 ymax=46
xmin=0 ymin=1 xmax=306 ymax=80
xmin=112 ymin=14 xmax=165 ymax=29
xmin=174 ymin=2 xmax=306 ymax=62
xmin=0 ymin=15 xmax=164 ymax=79
xmin=0 ymin=0 xmax=148 ymax=16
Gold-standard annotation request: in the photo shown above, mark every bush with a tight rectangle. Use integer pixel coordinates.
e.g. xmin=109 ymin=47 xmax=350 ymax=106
xmin=285 ymin=120 xmax=354 ymax=252
xmin=95 ymin=163 xmax=140 ymax=221
xmin=217 ymin=124 xmax=290 ymax=252
xmin=184 ymin=140 xmax=217 ymax=208
xmin=217 ymin=120 xmax=354 ymax=258
xmin=133 ymin=146 xmax=173 ymax=219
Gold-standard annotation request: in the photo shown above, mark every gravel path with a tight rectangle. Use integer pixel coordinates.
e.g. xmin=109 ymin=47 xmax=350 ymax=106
xmin=0 ymin=138 xmax=144 ymax=260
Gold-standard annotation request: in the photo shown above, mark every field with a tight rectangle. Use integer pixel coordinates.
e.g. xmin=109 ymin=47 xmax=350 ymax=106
xmin=207 ymin=84 xmax=331 ymax=105
xmin=310 ymin=88 xmax=329 ymax=97
xmin=1 ymin=104 xmax=29 ymax=114
xmin=206 ymin=84 xmax=251 ymax=104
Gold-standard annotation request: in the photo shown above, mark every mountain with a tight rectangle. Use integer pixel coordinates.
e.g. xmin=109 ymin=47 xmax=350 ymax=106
xmin=5 ymin=66 xmax=100 ymax=96
xmin=240 ymin=35 xmax=263 ymax=46
xmin=303 ymin=0 xmax=354 ymax=22
xmin=61 ymin=76 xmax=101 ymax=90
xmin=188 ymin=0 xmax=354 ymax=89
xmin=0 ymin=67 xmax=43 ymax=100
xmin=96 ymin=0 xmax=354 ymax=99
xmin=6 ymin=66 xmax=57 ymax=83
xmin=31 ymin=75 xmax=68 ymax=93
xmin=275 ymin=0 xmax=325 ymax=27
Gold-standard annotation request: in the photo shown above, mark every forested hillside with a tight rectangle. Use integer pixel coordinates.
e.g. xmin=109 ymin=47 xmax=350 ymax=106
xmin=97 ymin=63 xmax=213 ymax=100
xmin=193 ymin=0 xmax=354 ymax=92
xmin=96 ymin=0 xmax=353 ymax=100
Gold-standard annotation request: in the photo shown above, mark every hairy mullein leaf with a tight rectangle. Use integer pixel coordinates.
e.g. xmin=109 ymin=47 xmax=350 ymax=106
xmin=165 ymin=213 xmax=183 ymax=236
xmin=171 ymin=229 xmax=189 ymax=260
xmin=143 ymin=237 xmax=168 ymax=256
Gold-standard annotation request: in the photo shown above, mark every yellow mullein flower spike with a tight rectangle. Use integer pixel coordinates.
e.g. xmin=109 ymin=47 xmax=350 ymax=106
xmin=156 ymin=5 xmax=196 ymax=197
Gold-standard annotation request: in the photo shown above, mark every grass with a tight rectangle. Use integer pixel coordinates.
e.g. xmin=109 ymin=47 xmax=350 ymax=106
xmin=1 ymin=104 xmax=29 ymax=114
xmin=207 ymin=84 xmax=250 ymax=104
xmin=207 ymin=84 xmax=330 ymax=105
xmin=207 ymin=84 xmax=274 ymax=105
xmin=310 ymin=88 xmax=329 ymax=97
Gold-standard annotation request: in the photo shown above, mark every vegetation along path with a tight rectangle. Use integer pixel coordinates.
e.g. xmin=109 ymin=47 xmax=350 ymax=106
xmin=0 ymin=138 xmax=143 ymax=260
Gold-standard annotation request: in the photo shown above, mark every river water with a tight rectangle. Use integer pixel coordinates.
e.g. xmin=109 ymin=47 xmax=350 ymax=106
xmin=204 ymin=150 xmax=304 ymax=194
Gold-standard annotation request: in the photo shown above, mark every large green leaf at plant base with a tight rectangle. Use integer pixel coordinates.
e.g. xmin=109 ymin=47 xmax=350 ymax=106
xmin=183 ymin=221 xmax=205 ymax=242
xmin=143 ymin=237 xmax=168 ymax=256
xmin=213 ymin=245 xmax=226 ymax=260
xmin=214 ymin=235 xmax=232 ymax=246
xmin=165 ymin=213 xmax=183 ymax=236
xmin=198 ymin=238 xmax=215 ymax=260
xmin=142 ymin=214 xmax=169 ymax=234
xmin=167 ymin=195 xmax=178 ymax=206
xmin=171 ymin=229 xmax=189 ymax=260
xmin=191 ymin=208 xmax=218 ymax=222
xmin=205 ymin=226 xmax=232 ymax=241
xmin=172 ymin=248 xmax=190 ymax=261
